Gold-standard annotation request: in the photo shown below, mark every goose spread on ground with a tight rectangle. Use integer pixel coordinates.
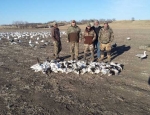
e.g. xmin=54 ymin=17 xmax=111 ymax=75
xmin=0 ymin=31 xmax=67 ymax=49
xmin=30 ymin=60 xmax=123 ymax=76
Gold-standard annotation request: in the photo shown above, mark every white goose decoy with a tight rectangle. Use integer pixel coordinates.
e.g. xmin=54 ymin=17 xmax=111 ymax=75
xmin=127 ymin=37 xmax=131 ymax=40
xmin=29 ymin=40 xmax=35 ymax=47
xmin=136 ymin=51 xmax=147 ymax=59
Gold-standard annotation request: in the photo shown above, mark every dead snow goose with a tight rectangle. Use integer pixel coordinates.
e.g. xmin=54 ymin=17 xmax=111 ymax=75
xmin=81 ymin=67 xmax=88 ymax=74
xmin=35 ymin=41 xmax=39 ymax=44
xmin=29 ymin=40 xmax=32 ymax=44
xmin=37 ymin=37 xmax=39 ymax=40
xmin=94 ymin=67 xmax=101 ymax=74
xmin=110 ymin=62 xmax=123 ymax=72
xmin=101 ymin=68 xmax=110 ymax=75
xmin=110 ymin=68 xmax=119 ymax=75
xmin=30 ymin=63 xmax=42 ymax=72
xmin=40 ymin=40 xmax=44 ymax=42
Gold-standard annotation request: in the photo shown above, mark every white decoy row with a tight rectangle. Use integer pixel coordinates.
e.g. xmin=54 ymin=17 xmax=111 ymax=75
xmin=0 ymin=31 xmax=67 ymax=48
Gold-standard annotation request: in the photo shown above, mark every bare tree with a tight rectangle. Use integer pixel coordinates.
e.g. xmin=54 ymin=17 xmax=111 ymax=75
xmin=99 ymin=19 xmax=105 ymax=24
xmin=131 ymin=17 xmax=135 ymax=21
xmin=12 ymin=21 xmax=30 ymax=29
xmin=112 ymin=18 xmax=116 ymax=21
xmin=106 ymin=19 xmax=113 ymax=23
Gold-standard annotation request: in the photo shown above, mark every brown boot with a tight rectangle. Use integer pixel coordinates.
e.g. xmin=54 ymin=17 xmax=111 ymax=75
xmin=99 ymin=51 xmax=104 ymax=62
xmin=54 ymin=54 xmax=59 ymax=60
xmin=83 ymin=53 xmax=86 ymax=61
xmin=107 ymin=51 xmax=111 ymax=62
xmin=107 ymin=55 xmax=111 ymax=62
xmin=90 ymin=53 xmax=94 ymax=62
xmin=99 ymin=55 xmax=104 ymax=62
xmin=75 ymin=56 xmax=78 ymax=61
xmin=70 ymin=54 xmax=74 ymax=60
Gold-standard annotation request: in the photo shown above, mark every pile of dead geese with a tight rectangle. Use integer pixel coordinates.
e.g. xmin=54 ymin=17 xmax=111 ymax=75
xmin=30 ymin=60 xmax=123 ymax=76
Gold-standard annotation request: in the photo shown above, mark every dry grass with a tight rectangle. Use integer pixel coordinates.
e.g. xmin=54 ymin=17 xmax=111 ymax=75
xmin=59 ymin=20 xmax=150 ymax=30
xmin=0 ymin=20 xmax=150 ymax=115
xmin=110 ymin=20 xmax=150 ymax=29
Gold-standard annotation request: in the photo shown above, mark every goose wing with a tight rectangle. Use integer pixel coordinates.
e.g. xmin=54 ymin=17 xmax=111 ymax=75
xmin=136 ymin=54 xmax=143 ymax=58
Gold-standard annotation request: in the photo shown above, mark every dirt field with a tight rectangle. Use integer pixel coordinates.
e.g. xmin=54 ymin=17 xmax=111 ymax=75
xmin=0 ymin=21 xmax=150 ymax=115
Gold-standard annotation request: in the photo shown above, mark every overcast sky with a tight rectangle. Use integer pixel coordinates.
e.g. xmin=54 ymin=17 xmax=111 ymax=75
xmin=0 ymin=0 xmax=150 ymax=25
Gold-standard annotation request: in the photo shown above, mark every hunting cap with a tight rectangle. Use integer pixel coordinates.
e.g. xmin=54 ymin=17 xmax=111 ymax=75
xmin=53 ymin=22 xmax=58 ymax=26
xmin=87 ymin=23 xmax=91 ymax=27
xmin=104 ymin=21 xmax=108 ymax=24
xmin=94 ymin=20 xmax=99 ymax=23
xmin=71 ymin=20 xmax=76 ymax=23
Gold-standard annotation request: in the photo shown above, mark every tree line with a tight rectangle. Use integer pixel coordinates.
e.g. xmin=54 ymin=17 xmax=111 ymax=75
xmin=2 ymin=18 xmax=138 ymax=29
xmin=1 ymin=18 xmax=116 ymax=29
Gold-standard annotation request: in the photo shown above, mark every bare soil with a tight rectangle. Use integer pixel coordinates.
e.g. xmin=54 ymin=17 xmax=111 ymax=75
xmin=0 ymin=28 xmax=150 ymax=115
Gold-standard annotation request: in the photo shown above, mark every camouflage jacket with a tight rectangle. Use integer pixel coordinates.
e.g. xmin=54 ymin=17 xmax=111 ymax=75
xmin=98 ymin=26 xmax=114 ymax=44
xmin=83 ymin=27 xmax=96 ymax=45
xmin=67 ymin=25 xmax=82 ymax=42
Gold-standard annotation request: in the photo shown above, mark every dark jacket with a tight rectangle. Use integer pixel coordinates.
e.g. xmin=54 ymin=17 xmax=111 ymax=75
xmin=51 ymin=26 xmax=60 ymax=42
xmin=92 ymin=26 xmax=103 ymax=41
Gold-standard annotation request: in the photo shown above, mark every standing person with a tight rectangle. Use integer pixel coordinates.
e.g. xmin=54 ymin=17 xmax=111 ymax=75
xmin=98 ymin=21 xmax=114 ymax=62
xmin=67 ymin=20 xmax=82 ymax=60
xmin=93 ymin=20 xmax=103 ymax=60
xmin=83 ymin=23 xmax=96 ymax=61
xmin=51 ymin=22 xmax=62 ymax=59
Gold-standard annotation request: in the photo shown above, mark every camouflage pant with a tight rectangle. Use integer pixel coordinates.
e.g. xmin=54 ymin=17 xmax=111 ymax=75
xmin=53 ymin=41 xmax=62 ymax=57
xmin=70 ymin=42 xmax=79 ymax=58
xmin=100 ymin=43 xmax=111 ymax=61
xmin=100 ymin=43 xmax=111 ymax=51
xmin=84 ymin=44 xmax=94 ymax=54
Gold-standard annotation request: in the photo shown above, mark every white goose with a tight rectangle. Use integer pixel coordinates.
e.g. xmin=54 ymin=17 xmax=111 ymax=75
xmin=35 ymin=41 xmax=39 ymax=44
xmin=29 ymin=40 xmax=32 ymax=44
xmin=127 ymin=37 xmax=131 ymax=40
xmin=136 ymin=51 xmax=147 ymax=59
